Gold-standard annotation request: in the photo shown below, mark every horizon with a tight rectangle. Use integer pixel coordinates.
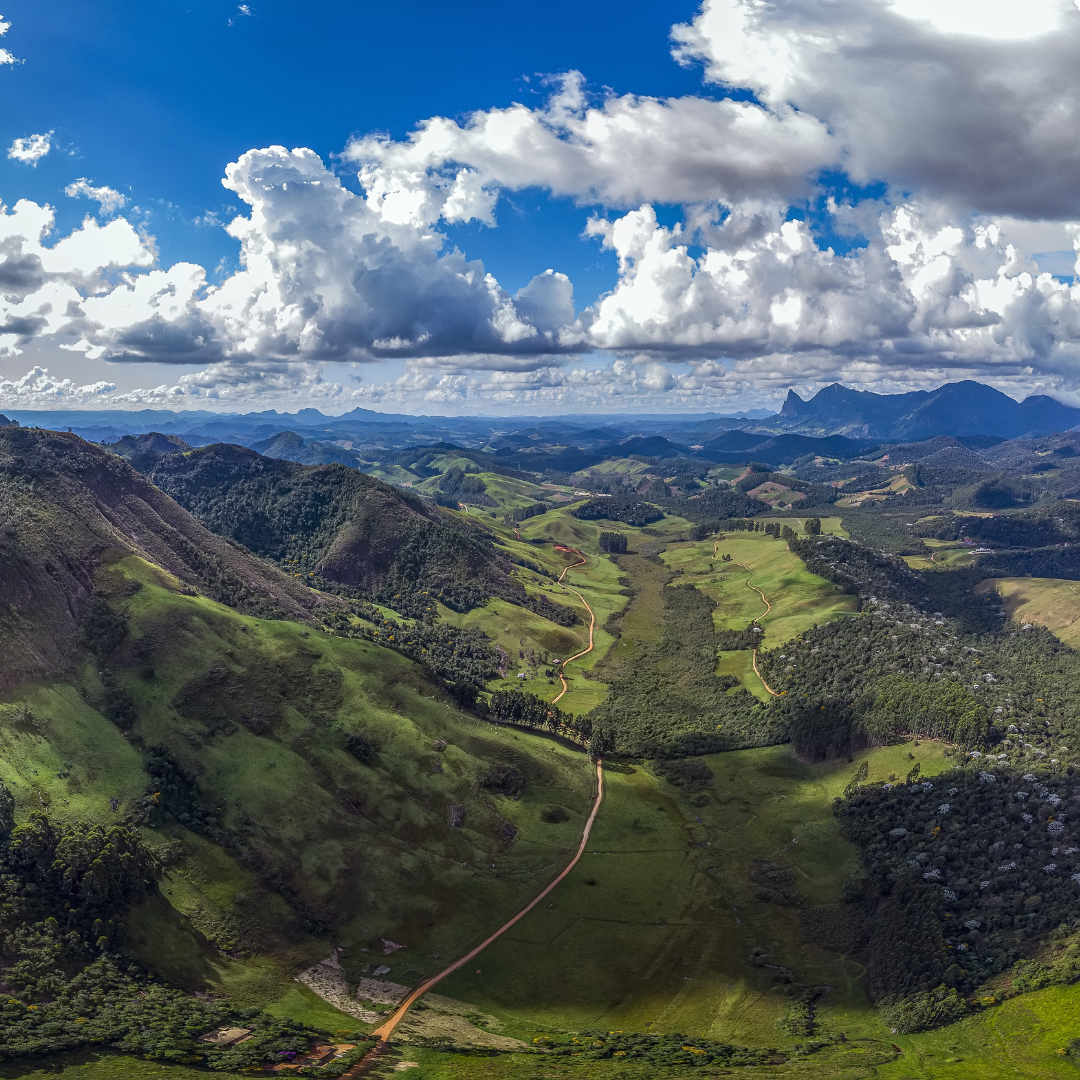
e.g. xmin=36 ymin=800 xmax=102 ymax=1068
xmin=0 ymin=377 xmax=1069 ymax=423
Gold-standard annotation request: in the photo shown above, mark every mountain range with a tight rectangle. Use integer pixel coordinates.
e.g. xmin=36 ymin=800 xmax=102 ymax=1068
xmin=774 ymin=380 xmax=1080 ymax=440
xmin=3 ymin=380 xmax=1078 ymax=453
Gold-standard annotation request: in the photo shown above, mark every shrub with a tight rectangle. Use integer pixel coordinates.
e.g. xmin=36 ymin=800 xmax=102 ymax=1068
xmin=345 ymin=733 xmax=379 ymax=765
xmin=878 ymin=985 xmax=966 ymax=1034
xmin=652 ymin=758 xmax=714 ymax=792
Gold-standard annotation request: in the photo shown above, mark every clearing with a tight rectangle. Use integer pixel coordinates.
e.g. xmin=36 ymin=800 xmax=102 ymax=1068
xmin=975 ymin=576 xmax=1080 ymax=649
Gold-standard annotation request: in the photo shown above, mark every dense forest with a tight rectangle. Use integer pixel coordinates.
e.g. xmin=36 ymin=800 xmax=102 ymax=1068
xmin=838 ymin=764 xmax=1080 ymax=1031
xmin=589 ymin=583 xmax=781 ymax=756
xmin=0 ymin=793 xmax=351 ymax=1065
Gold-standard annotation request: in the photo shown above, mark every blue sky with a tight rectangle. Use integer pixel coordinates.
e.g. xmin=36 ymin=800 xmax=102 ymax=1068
xmin=0 ymin=0 xmax=1079 ymax=413
xmin=1 ymin=0 xmax=708 ymax=298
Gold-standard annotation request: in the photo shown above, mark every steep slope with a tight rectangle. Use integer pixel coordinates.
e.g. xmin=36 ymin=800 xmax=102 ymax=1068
xmin=0 ymin=436 xmax=600 ymax=1061
xmin=0 ymin=428 xmax=331 ymax=692
xmin=143 ymin=442 xmax=522 ymax=615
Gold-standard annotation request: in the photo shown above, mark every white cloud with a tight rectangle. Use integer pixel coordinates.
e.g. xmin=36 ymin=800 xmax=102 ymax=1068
xmin=0 ymin=12 xmax=18 ymax=65
xmin=0 ymin=366 xmax=116 ymax=406
xmin=16 ymin=147 xmax=581 ymax=372
xmin=672 ymin=0 xmax=1080 ymax=219
xmin=580 ymin=201 xmax=1080 ymax=377
xmin=7 ymin=132 xmax=51 ymax=165
xmin=7 ymin=0 xmax=1080 ymax=412
xmin=345 ymin=71 xmax=833 ymax=226
xmin=64 ymin=178 xmax=127 ymax=214
xmin=0 ymin=197 xmax=153 ymax=356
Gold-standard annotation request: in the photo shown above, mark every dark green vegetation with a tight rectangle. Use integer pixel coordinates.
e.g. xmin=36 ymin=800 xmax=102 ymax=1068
xmin=590 ymin=580 xmax=778 ymax=756
xmin=144 ymin=443 xmax=521 ymax=615
xmin=597 ymin=531 xmax=627 ymax=554
xmin=838 ymin=767 xmax=1080 ymax=1028
xmin=10 ymin=422 xmax=1080 ymax=1079
xmin=0 ymin=791 xmax=338 ymax=1066
xmin=571 ymin=497 xmax=663 ymax=526
xmin=530 ymin=1029 xmax=847 ymax=1067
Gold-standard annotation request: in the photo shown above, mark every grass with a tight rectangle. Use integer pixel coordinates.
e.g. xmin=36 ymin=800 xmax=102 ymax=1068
xmin=657 ymin=533 xmax=858 ymax=697
xmin=577 ymin=457 xmax=654 ymax=477
xmin=7 ymin=505 xmax=1080 ymax=1079
xmin=975 ymin=577 xmax=1080 ymax=649
xmin=903 ymin=539 xmax=978 ymax=571
xmin=0 ymin=553 xmax=602 ymax=1014
xmin=404 ymin=743 xmax=956 ymax=1044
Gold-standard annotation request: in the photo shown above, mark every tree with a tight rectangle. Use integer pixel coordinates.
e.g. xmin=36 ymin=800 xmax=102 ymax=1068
xmin=805 ymin=518 xmax=822 ymax=535
xmin=598 ymin=531 xmax=628 ymax=554
xmin=843 ymin=760 xmax=869 ymax=797
xmin=0 ymin=779 xmax=14 ymax=838
xmin=780 ymin=525 xmax=796 ymax=541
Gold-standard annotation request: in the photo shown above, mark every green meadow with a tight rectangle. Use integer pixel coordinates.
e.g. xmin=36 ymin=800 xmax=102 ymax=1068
xmin=6 ymin=502 xmax=1080 ymax=1080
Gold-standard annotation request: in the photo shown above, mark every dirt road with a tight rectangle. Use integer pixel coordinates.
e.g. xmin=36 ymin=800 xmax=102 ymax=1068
xmin=348 ymin=759 xmax=606 ymax=1074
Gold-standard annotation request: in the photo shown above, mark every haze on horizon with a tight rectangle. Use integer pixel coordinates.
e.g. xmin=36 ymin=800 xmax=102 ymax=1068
xmin=1 ymin=0 xmax=1079 ymax=416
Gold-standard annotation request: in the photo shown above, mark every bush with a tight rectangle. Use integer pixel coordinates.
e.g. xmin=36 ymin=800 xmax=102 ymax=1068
xmin=345 ymin=732 xmax=379 ymax=765
xmin=878 ymin=985 xmax=966 ymax=1034
xmin=571 ymin=497 xmax=663 ymax=526
xmin=478 ymin=765 xmax=526 ymax=796
xmin=652 ymin=758 xmax=714 ymax=792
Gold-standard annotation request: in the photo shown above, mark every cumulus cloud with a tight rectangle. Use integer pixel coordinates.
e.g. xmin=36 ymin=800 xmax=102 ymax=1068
xmin=8 ymin=0 xmax=1080 ymax=411
xmin=7 ymin=132 xmax=51 ymax=165
xmin=672 ymin=0 xmax=1080 ymax=219
xmin=582 ymin=201 xmax=1080 ymax=375
xmin=0 ymin=197 xmax=153 ymax=356
xmin=0 ymin=13 xmax=19 ymax=66
xmin=345 ymin=71 xmax=833 ymax=225
xmin=12 ymin=147 xmax=580 ymax=372
xmin=64 ymin=179 xmax=127 ymax=214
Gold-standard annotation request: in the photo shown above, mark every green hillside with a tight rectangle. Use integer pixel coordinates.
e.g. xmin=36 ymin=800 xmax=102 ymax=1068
xmin=4 ymin=430 xmax=1080 ymax=1079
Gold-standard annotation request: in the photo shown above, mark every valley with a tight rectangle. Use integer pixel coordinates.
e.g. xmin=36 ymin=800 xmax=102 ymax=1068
xmin=3 ymin=419 xmax=1080 ymax=1079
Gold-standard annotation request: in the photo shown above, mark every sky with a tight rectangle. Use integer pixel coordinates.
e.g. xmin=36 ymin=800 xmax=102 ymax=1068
xmin=1 ymin=0 xmax=1079 ymax=415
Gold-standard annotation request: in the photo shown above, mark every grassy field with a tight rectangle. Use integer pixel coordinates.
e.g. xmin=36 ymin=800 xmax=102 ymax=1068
xmin=443 ymin=504 xmax=707 ymax=715
xmin=8 ymin=503 xmax=1080 ymax=1079
xmin=0 ymin=553 xmax=604 ymax=1019
xmin=400 ymin=742 xmax=956 ymax=1042
xmin=903 ymin=539 xmax=978 ymax=571
xmin=975 ymin=576 xmax=1080 ymax=649
xmin=658 ymin=532 xmax=858 ymax=697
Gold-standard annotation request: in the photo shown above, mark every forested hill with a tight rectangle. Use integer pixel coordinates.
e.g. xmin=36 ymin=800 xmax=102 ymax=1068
xmin=0 ymin=428 xmax=334 ymax=691
xmin=142 ymin=442 xmax=522 ymax=615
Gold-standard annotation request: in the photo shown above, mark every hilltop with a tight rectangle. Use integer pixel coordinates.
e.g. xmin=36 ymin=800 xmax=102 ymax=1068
xmin=139 ymin=442 xmax=541 ymax=617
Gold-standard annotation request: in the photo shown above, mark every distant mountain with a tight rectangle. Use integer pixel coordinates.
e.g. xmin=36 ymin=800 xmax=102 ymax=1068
xmin=700 ymin=431 xmax=867 ymax=465
xmin=615 ymin=435 xmax=691 ymax=459
xmin=104 ymin=431 xmax=194 ymax=472
xmin=778 ymin=380 xmax=1080 ymax=439
xmin=250 ymin=430 xmax=362 ymax=467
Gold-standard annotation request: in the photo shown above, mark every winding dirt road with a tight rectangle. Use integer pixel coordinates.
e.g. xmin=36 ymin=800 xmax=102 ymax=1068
xmin=714 ymin=541 xmax=778 ymax=697
xmin=551 ymin=546 xmax=596 ymax=705
xmin=348 ymin=760 xmax=606 ymax=1074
